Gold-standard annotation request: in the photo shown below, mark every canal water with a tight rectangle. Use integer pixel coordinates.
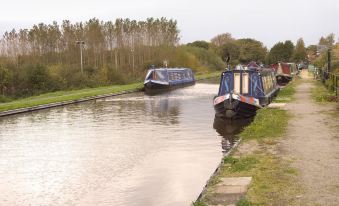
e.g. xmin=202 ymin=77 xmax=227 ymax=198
xmin=0 ymin=82 xmax=233 ymax=206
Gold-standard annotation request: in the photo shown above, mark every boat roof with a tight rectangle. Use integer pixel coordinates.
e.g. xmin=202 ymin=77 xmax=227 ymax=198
xmin=146 ymin=67 xmax=192 ymax=72
xmin=223 ymin=67 xmax=274 ymax=75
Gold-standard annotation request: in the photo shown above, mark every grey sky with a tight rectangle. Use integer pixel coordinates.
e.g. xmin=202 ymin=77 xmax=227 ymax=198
xmin=0 ymin=0 xmax=338 ymax=48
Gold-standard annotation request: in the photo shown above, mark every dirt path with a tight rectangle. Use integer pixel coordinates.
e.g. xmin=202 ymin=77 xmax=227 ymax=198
xmin=281 ymin=70 xmax=339 ymax=205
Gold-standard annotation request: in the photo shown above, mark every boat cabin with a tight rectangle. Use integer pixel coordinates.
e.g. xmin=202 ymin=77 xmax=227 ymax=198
xmin=217 ymin=67 xmax=278 ymax=106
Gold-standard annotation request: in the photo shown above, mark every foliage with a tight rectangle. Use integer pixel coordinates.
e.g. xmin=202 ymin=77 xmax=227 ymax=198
xmin=318 ymin=33 xmax=336 ymax=47
xmin=0 ymin=18 xmax=226 ymax=99
xmin=293 ymin=38 xmax=307 ymax=62
xmin=311 ymin=81 xmax=337 ymax=102
xmin=219 ymin=41 xmax=240 ymax=64
xmin=210 ymin=34 xmax=267 ymax=66
xmin=187 ymin=41 xmax=209 ymax=50
xmin=210 ymin=33 xmax=234 ymax=47
xmin=237 ymin=38 xmax=267 ymax=64
xmin=0 ymin=95 xmax=11 ymax=103
xmin=266 ymin=40 xmax=294 ymax=64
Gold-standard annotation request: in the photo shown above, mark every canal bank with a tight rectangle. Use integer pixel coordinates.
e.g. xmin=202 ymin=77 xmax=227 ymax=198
xmin=195 ymin=70 xmax=339 ymax=205
xmin=0 ymin=72 xmax=220 ymax=117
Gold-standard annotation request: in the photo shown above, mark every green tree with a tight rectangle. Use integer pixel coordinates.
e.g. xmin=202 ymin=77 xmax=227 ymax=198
xmin=0 ymin=65 xmax=11 ymax=95
xmin=237 ymin=38 xmax=267 ymax=63
xmin=267 ymin=40 xmax=294 ymax=63
xmin=293 ymin=38 xmax=307 ymax=62
xmin=187 ymin=41 xmax=209 ymax=50
xmin=219 ymin=41 xmax=240 ymax=64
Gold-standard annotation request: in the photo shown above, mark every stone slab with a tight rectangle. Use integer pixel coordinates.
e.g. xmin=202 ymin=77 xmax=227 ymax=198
xmin=206 ymin=177 xmax=252 ymax=205
xmin=268 ymin=103 xmax=287 ymax=109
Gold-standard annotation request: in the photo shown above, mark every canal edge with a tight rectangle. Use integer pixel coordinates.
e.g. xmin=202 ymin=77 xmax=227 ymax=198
xmin=194 ymin=137 xmax=243 ymax=202
xmin=0 ymin=89 xmax=141 ymax=117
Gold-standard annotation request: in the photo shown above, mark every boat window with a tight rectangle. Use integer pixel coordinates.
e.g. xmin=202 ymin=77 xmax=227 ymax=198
xmin=242 ymin=73 xmax=249 ymax=94
xmin=262 ymin=76 xmax=268 ymax=94
xmin=234 ymin=73 xmax=241 ymax=94
xmin=155 ymin=70 xmax=166 ymax=81
xmin=145 ymin=70 xmax=153 ymax=80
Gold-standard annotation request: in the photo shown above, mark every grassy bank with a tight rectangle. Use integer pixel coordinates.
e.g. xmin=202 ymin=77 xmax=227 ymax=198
xmin=311 ymin=81 xmax=337 ymax=103
xmin=274 ymin=78 xmax=300 ymax=103
xmin=195 ymin=81 xmax=301 ymax=206
xmin=0 ymin=83 xmax=143 ymax=112
xmin=195 ymin=71 xmax=221 ymax=80
xmin=0 ymin=71 xmax=221 ymax=113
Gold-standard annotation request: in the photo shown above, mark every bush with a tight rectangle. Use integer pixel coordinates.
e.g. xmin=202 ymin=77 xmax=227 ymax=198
xmin=0 ymin=95 xmax=11 ymax=103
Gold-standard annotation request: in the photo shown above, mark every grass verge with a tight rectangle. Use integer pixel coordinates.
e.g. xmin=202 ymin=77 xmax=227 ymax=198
xmin=241 ymin=108 xmax=290 ymax=141
xmin=195 ymin=71 xmax=221 ymax=81
xmin=274 ymin=78 xmax=300 ymax=103
xmin=311 ymin=81 xmax=337 ymax=103
xmin=0 ymin=83 xmax=143 ymax=112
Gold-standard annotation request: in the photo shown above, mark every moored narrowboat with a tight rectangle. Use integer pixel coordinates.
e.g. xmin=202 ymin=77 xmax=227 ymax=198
xmin=144 ymin=67 xmax=195 ymax=94
xmin=213 ymin=65 xmax=279 ymax=119
xmin=272 ymin=62 xmax=298 ymax=85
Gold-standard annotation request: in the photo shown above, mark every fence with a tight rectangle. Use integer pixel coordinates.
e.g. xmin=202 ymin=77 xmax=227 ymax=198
xmin=315 ymin=68 xmax=339 ymax=98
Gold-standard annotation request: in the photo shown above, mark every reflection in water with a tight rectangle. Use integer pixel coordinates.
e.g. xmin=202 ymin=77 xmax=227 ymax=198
xmin=213 ymin=117 xmax=253 ymax=153
xmin=0 ymin=83 xmax=222 ymax=206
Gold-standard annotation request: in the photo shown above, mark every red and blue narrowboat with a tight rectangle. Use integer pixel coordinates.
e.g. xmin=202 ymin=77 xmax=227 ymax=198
xmin=213 ymin=65 xmax=279 ymax=119
xmin=271 ymin=62 xmax=298 ymax=85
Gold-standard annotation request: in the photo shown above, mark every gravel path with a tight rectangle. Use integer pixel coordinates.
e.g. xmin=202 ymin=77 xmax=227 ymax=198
xmin=281 ymin=71 xmax=339 ymax=205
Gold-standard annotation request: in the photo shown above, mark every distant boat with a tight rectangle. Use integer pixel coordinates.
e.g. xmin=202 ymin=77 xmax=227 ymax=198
xmin=271 ymin=62 xmax=298 ymax=85
xmin=213 ymin=65 xmax=279 ymax=119
xmin=144 ymin=67 xmax=195 ymax=94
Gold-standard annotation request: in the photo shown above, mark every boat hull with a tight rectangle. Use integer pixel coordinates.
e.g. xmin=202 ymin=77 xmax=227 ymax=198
xmin=276 ymin=75 xmax=292 ymax=85
xmin=213 ymin=94 xmax=261 ymax=119
xmin=144 ymin=81 xmax=195 ymax=95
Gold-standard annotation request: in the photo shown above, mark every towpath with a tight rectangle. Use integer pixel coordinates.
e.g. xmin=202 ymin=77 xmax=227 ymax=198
xmin=280 ymin=70 xmax=339 ymax=205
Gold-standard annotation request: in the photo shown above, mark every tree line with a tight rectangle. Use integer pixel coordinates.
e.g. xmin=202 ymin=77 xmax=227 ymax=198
xmin=0 ymin=17 xmax=336 ymax=101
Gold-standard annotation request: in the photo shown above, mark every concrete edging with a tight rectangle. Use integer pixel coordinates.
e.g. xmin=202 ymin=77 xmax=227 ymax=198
xmin=195 ymin=137 xmax=243 ymax=202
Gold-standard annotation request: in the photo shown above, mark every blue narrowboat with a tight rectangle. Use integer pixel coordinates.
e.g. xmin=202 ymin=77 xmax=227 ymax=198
xmin=213 ymin=65 xmax=279 ymax=119
xmin=144 ymin=67 xmax=195 ymax=94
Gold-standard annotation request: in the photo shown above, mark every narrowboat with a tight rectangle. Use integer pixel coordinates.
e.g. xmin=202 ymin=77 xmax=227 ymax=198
xmin=144 ymin=67 xmax=195 ymax=94
xmin=213 ymin=65 xmax=279 ymax=119
xmin=272 ymin=62 xmax=298 ymax=85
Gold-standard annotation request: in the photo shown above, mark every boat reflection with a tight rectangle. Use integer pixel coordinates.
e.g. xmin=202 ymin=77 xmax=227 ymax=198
xmin=213 ymin=117 xmax=253 ymax=153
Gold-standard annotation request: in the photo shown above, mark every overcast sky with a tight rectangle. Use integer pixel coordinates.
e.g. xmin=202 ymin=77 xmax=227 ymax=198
xmin=0 ymin=0 xmax=338 ymax=48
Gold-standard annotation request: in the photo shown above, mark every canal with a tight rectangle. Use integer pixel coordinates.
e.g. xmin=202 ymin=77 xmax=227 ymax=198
xmin=0 ymin=82 xmax=250 ymax=206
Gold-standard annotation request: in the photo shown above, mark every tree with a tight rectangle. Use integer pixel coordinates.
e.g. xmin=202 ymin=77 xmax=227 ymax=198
xmin=211 ymin=33 xmax=234 ymax=47
xmin=293 ymin=38 xmax=307 ymax=62
xmin=318 ymin=33 xmax=335 ymax=47
xmin=236 ymin=38 xmax=267 ymax=63
xmin=267 ymin=40 xmax=294 ymax=63
xmin=187 ymin=41 xmax=209 ymax=50
xmin=219 ymin=41 xmax=240 ymax=64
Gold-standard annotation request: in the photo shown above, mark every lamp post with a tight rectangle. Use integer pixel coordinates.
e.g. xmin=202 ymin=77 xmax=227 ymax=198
xmin=76 ymin=41 xmax=85 ymax=74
